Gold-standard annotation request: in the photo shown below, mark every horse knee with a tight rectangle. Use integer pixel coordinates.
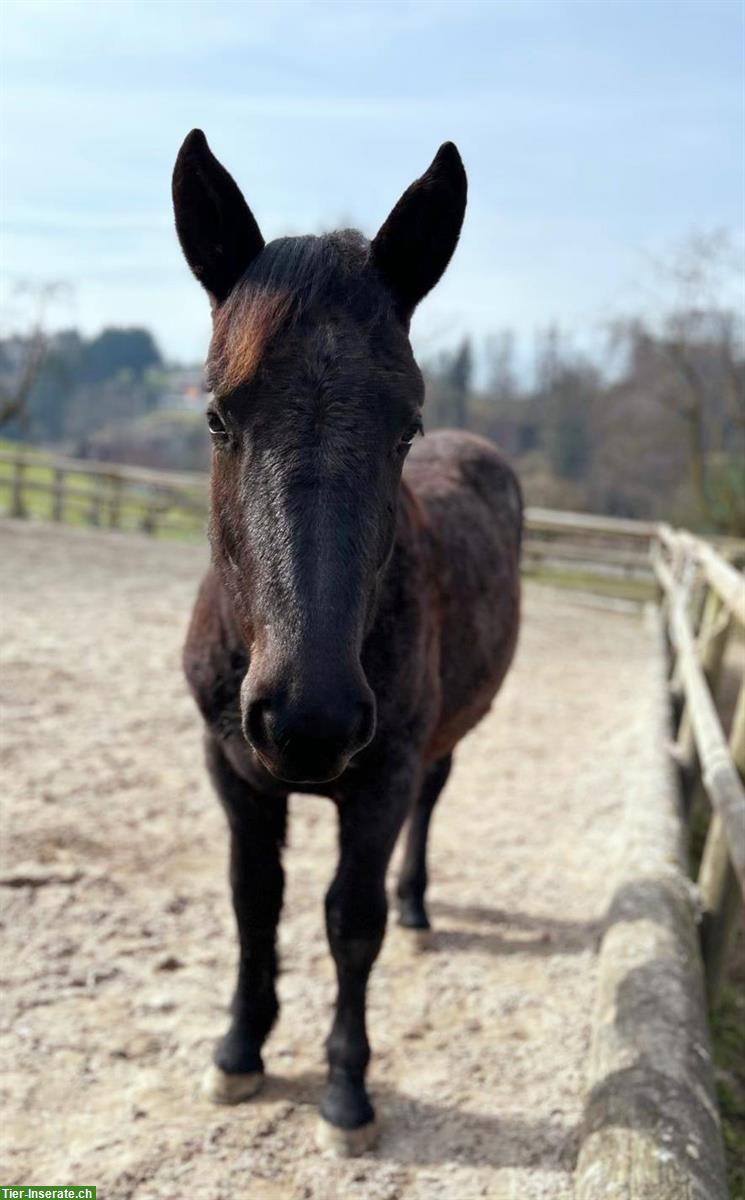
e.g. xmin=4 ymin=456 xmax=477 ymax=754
xmin=325 ymin=883 xmax=387 ymax=948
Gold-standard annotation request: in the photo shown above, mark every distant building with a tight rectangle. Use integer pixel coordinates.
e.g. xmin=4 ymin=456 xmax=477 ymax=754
xmin=157 ymin=366 xmax=207 ymax=411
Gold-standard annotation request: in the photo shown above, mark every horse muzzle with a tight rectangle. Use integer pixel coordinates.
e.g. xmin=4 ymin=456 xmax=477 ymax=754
xmin=242 ymin=679 xmax=376 ymax=786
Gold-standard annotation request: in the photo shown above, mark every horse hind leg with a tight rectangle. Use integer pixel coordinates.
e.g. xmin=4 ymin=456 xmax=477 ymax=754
xmin=396 ymin=753 xmax=452 ymax=932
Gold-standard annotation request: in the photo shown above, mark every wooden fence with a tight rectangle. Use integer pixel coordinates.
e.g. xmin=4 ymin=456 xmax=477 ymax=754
xmin=522 ymin=506 xmax=657 ymax=595
xmin=577 ymin=530 xmax=744 ymax=1198
xmin=652 ymin=524 xmax=745 ymax=1005
xmin=4 ymin=445 xmax=744 ymax=598
xmin=0 ymin=447 xmax=665 ymax=593
xmin=0 ymin=449 xmax=207 ymax=537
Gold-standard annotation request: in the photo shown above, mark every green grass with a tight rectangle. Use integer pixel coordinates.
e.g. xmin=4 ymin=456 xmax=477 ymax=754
xmin=712 ymin=973 xmax=745 ymax=1199
xmin=687 ymin=793 xmax=710 ymax=878
xmin=682 ymin=717 xmax=744 ymax=1195
xmin=524 ymin=565 xmax=656 ymax=603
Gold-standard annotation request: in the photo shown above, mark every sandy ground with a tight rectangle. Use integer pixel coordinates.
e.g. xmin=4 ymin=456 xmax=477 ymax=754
xmin=0 ymin=520 xmax=651 ymax=1199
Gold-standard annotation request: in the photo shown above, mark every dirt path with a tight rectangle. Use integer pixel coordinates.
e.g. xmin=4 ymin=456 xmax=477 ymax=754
xmin=1 ymin=520 xmax=650 ymax=1199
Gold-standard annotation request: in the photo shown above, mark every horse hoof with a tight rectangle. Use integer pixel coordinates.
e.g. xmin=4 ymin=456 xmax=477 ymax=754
xmin=202 ymin=1063 xmax=264 ymax=1104
xmin=412 ymin=927 xmax=434 ymax=950
xmin=398 ymin=900 xmax=431 ymax=932
xmin=315 ymin=1116 xmax=378 ymax=1157
xmin=400 ymin=924 xmax=434 ymax=952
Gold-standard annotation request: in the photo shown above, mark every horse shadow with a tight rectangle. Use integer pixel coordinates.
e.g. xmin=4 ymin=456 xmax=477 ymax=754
xmin=255 ymin=1069 xmax=579 ymax=1171
xmin=424 ymin=900 xmax=602 ymax=957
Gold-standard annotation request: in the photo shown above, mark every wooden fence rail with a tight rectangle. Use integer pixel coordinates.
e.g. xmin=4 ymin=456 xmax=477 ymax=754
xmin=0 ymin=448 xmax=664 ymax=592
xmin=653 ymin=523 xmax=745 ymax=1005
xmin=577 ymin=529 xmax=743 ymax=1198
xmin=3 ymin=447 xmax=744 ymax=596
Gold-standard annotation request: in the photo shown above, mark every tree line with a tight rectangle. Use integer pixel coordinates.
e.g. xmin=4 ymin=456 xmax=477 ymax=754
xmin=0 ymin=323 xmax=163 ymax=444
xmin=1 ymin=233 xmax=743 ymax=534
xmin=423 ymin=234 xmax=744 ymax=535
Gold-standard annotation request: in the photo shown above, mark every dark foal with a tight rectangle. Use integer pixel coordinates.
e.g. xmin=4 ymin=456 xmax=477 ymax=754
xmin=173 ymin=130 xmax=522 ymax=1155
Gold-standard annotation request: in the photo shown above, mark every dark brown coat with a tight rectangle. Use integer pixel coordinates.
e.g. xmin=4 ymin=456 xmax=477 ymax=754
xmin=173 ymin=129 xmax=521 ymax=1152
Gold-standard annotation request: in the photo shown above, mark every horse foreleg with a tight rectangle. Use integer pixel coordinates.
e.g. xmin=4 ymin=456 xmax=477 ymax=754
xmin=202 ymin=734 xmax=287 ymax=1104
xmin=318 ymin=763 xmax=415 ymax=1155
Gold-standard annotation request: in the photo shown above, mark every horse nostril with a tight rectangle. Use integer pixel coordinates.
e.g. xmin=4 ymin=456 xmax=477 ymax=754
xmin=355 ymin=697 xmax=376 ymax=752
xmin=246 ymin=698 xmax=272 ymax=753
xmin=243 ymin=682 xmax=376 ymax=782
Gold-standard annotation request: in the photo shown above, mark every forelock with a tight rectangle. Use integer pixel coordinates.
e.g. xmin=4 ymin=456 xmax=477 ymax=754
xmin=206 ymin=231 xmax=390 ymax=395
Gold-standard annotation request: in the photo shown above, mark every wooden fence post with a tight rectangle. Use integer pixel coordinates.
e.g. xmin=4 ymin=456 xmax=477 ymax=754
xmin=670 ymin=578 xmax=707 ymax=716
xmin=10 ymin=459 xmax=27 ymax=518
xmin=52 ymin=467 xmax=65 ymax=522
xmin=699 ymin=678 xmax=745 ymax=1007
xmin=676 ymin=588 xmax=731 ymax=793
xmin=87 ymin=477 xmax=105 ymax=526
xmin=140 ymin=490 xmax=160 ymax=535
xmin=109 ymin=474 xmax=123 ymax=529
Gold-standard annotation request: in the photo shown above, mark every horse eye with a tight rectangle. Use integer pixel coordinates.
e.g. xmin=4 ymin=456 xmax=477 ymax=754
xmin=398 ymin=417 xmax=423 ymax=453
xmin=206 ymin=409 xmax=227 ymax=437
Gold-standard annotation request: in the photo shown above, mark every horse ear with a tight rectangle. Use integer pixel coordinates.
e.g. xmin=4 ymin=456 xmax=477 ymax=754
xmin=371 ymin=142 xmax=467 ymax=321
xmin=172 ymin=129 xmax=264 ymax=304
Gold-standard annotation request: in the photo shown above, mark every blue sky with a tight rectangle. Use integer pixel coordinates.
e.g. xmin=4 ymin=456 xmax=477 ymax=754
xmin=2 ymin=0 xmax=743 ymax=369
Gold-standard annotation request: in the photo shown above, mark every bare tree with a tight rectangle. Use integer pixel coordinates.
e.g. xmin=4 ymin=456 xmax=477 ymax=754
xmin=614 ymin=232 xmax=745 ymax=533
xmin=485 ymin=330 xmax=517 ymax=403
xmin=0 ymin=282 xmax=70 ymax=430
